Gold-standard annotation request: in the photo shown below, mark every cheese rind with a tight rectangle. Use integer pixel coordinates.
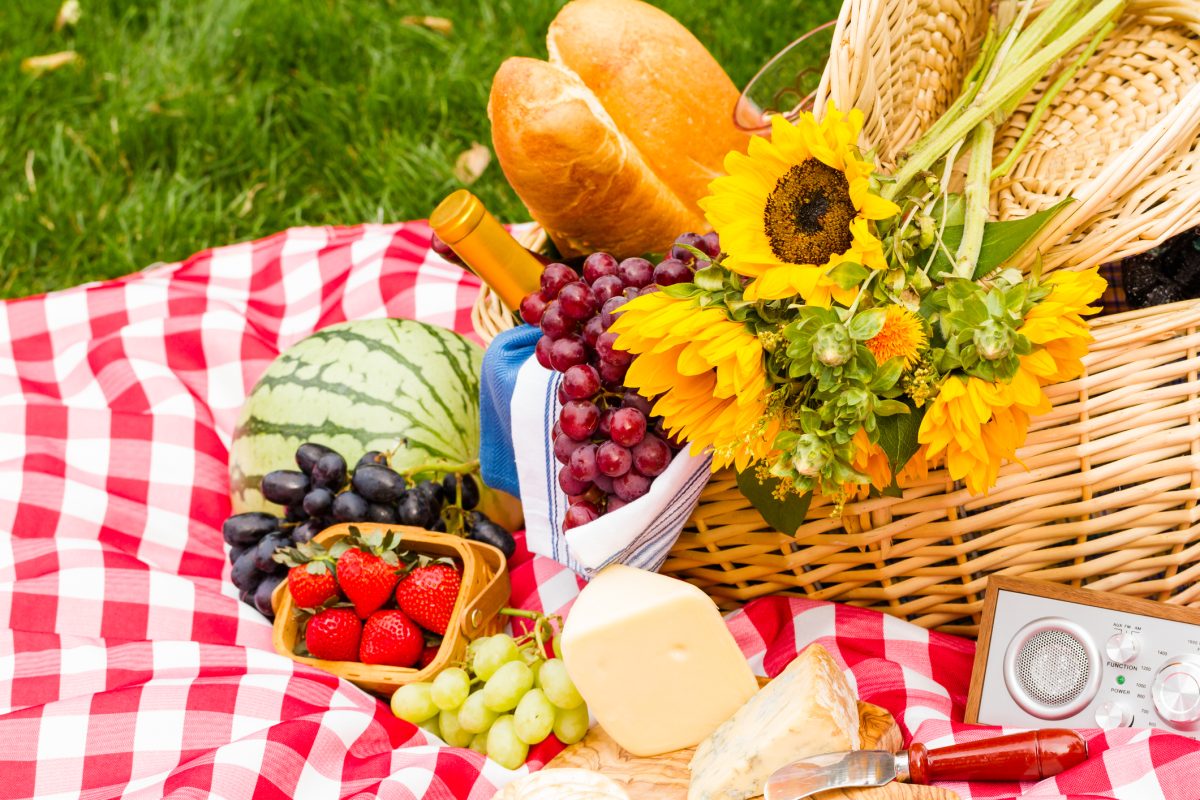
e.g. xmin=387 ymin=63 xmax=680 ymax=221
xmin=687 ymin=643 xmax=861 ymax=800
xmin=560 ymin=565 xmax=758 ymax=757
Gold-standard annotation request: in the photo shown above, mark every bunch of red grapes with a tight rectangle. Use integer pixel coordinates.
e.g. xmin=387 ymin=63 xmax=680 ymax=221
xmin=518 ymin=232 xmax=720 ymax=530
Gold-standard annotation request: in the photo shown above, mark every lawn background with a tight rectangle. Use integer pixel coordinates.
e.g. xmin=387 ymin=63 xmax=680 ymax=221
xmin=2 ymin=0 xmax=841 ymax=298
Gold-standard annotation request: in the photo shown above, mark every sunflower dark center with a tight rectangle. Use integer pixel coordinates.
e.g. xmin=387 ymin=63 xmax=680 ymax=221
xmin=762 ymin=159 xmax=855 ymax=265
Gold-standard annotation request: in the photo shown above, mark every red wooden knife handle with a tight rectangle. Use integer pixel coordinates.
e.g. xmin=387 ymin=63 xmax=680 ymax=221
xmin=906 ymin=729 xmax=1087 ymax=783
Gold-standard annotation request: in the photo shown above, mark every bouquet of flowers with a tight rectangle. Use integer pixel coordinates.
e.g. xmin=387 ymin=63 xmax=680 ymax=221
xmin=610 ymin=0 xmax=1119 ymax=523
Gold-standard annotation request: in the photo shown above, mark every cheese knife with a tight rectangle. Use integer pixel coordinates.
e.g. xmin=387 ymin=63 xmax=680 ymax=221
xmin=764 ymin=729 xmax=1087 ymax=800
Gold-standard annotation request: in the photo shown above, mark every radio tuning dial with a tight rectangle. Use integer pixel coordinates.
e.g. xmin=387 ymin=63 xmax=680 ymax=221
xmin=1152 ymin=656 xmax=1200 ymax=729
xmin=1105 ymin=631 xmax=1140 ymax=664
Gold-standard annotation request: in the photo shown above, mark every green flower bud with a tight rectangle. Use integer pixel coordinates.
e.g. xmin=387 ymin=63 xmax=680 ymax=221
xmin=973 ymin=320 xmax=1014 ymax=361
xmin=791 ymin=434 xmax=832 ymax=477
xmin=813 ymin=323 xmax=853 ymax=367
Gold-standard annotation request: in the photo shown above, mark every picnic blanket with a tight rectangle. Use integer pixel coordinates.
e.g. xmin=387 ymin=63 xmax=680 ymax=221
xmin=2 ymin=222 xmax=1198 ymax=799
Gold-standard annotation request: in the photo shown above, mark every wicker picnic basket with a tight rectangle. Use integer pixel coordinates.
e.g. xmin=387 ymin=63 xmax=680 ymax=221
xmin=473 ymin=0 xmax=1200 ymax=637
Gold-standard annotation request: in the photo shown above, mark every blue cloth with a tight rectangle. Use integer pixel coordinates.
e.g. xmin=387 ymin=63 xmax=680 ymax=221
xmin=479 ymin=324 xmax=541 ymax=498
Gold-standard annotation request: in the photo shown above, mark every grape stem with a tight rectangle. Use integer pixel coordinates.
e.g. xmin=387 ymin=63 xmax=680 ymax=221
xmin=500 ymin=608 xmax=562 ymax=658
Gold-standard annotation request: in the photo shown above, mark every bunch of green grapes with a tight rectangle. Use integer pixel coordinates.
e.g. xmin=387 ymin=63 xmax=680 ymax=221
xmin=389 ymin=619 xmax=587 ymax=770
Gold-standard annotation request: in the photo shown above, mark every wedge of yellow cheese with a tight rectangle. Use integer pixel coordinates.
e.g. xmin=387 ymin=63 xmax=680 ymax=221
xmin=559 ymin=565 xmax=758 ymax=757
xmin=688 ymin=643 xmax=861 ymax=800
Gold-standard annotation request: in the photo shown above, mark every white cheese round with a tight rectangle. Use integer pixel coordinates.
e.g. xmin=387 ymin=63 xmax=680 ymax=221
xmin=493 ymin=769 xmax=629 ymax=800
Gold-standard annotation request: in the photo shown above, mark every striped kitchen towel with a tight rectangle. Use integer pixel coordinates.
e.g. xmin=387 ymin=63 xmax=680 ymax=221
xmin=510 ymin=356 xmax=712 ymax=577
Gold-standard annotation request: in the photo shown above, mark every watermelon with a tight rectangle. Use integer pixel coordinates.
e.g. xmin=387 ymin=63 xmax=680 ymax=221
xmin=229 ymin=319 xmax=519 ymax=528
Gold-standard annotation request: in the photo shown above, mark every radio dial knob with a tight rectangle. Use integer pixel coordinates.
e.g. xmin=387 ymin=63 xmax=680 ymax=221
xmin=1105 ymin=632 xmax=1140 ymax=664
xmin=1152 ymin=656 xmax=1200 ymax=729
xmin=1094 ymin=700 xmax=1132 ymax=729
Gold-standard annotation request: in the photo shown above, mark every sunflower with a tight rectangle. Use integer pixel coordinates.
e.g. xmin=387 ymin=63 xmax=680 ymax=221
xmin=850 ymin=429 xmax=931 ymax=491
xmin=917 ymin=372 xmax=1046 ymax=494
xmin=1018 ymin=267 xmax=1107 ymax=383
xmin=699 ymin=103 xmax=900 ymax=305
xmin=608 ymin=292 xmax=774 ymax=471
xmin=865 ymin=305 xmax=928 ymax=370
xmin=917 ymin=267 xmax=1106 ymax=493
xmin=850 ymin=428 xmax=893 ymax=490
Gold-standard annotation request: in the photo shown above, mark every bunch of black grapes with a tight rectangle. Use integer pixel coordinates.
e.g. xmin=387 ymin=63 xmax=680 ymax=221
xmin=222 ymin=442 xmax=515 ymax=618
xmin=1121 ymin=229 xmax=1200 ymax=308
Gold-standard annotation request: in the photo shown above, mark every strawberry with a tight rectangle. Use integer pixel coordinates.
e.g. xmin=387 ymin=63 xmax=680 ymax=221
xmin=288 ymin=562 xmax=338 ymax=608
xmin=394 ymin=563 xmax=462 ymax=634
xmin=304 ymin=608 xmax=362 ymax=662
xmin=336 ymin=546 xmax=399 ymax=618
xmin=359 ymin=610 xmax=424 ymax=667
xmin=418 ymin=643 xmax=441 ymax=669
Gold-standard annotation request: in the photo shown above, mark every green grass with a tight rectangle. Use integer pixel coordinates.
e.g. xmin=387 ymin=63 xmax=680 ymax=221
xmin=1 ymin=0 xmax=841 ymax=298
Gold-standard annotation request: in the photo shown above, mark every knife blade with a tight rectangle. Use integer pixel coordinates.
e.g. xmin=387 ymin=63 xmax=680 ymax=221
xmin=764 ymin=729 xmax=1088 ymax=800
xmin=763 ymin=750 xmax=903 ymax=800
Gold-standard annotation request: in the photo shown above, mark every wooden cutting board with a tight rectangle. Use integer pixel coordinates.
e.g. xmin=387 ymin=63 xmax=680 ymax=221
xmin=546 ymin=696 xmax=942 ymax=800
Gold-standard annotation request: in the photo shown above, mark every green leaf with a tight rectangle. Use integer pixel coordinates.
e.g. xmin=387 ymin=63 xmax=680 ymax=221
xmin=673 ymin=242 xmax=711 ymax=263
xmin=930 ymin=193 xmax=967 ymax=227
xmin=826 ymin=261 xmax=869 ymax=290
xmin=736 ymin=469 xmax=813 ymax=536
xmin=848 ymin=308 xmax=887 ymax=340
xmin=875 ymin=399 xmax=911 ymax=416
xmin=929 ymin=198 xmax=1075 ymax=278
xmin=660 ymin=282 xmax=701 ymax=300
xmin=870 ymin=358 xmax=904 ymax=392
xmin=876 ymin=402 xmax=926 ymax=473
xmin=693 ymin=266 xmax=727 ymax=291
xmin=773 ymin=431 xmax=800 ymax=451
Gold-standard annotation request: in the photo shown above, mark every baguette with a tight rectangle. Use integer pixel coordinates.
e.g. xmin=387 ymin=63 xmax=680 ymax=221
xmin=488 ymin=0 xmax=748 ymax=258
xmin=547 ymin=0 xmax=749 ymax=214
xmin=489 ymin=57 xmax=706 ymax=258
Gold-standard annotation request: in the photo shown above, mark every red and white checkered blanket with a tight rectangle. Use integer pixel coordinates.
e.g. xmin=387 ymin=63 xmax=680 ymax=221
xmin=2 ymin=222 xmax=1198 ymax=799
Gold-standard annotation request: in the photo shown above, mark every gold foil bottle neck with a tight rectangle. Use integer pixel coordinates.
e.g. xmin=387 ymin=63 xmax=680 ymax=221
xmin=430 ymin=190 xmax=542 ymax=312
xmin=430 ymin=189 xmax=485 ymax=245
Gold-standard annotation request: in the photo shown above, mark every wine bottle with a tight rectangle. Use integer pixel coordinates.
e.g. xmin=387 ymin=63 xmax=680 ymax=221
xmin=430 ymin=190 xmax=543 ymax=311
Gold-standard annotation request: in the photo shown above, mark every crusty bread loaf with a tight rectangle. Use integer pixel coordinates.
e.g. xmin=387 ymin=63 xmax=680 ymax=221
xmin=547 ymin=0 xmax=749 ymax=214
xmin=488 ymin=0 xmax=747 ymax=258
xmin=489 ymin=57 xmax=706 ymax=259
xmin=493 ymin=768 xmax=631 ymax=799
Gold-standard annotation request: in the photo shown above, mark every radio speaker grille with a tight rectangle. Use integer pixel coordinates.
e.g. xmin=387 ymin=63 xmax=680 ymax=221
xmin=1015 ymin=629 xmax=1090 ymax=706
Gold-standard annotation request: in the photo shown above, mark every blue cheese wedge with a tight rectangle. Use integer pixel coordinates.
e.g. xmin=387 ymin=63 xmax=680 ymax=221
xmin=688 ymin=643 xmax=861 ymax=800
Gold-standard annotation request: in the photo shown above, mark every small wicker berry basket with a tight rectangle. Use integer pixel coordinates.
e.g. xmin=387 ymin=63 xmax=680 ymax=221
xmin=473 ymin=0 xmax=1200 ymax=637
xmin=271 ymin=524 xmax=509 ymax=696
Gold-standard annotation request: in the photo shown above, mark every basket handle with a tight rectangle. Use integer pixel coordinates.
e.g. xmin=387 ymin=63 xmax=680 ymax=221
xmin=460 ymin=540 xmax=510 ymax=639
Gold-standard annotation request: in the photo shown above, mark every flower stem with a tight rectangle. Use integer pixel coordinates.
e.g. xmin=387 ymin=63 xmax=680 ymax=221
xmin=845 ymin=270 xmax=878 ymax=317
xmin=990 ymin=21 xmax=1114 ymax=181
xmin=890 ymin=18 xmax=997 ymax=194
xmin=955 ymin=120 xmax=996 ymax=278
xmin=882 ymin=0 xmax=1124 ymax=203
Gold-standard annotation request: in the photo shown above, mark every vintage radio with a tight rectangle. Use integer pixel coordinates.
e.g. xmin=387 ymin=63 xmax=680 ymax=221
xmin=967 ymin=576 xmax=1200 ymax=737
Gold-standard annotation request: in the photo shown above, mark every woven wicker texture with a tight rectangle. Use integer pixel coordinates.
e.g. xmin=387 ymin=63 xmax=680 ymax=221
xmin=817 ymin=0 xmax=1200 ymax=272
